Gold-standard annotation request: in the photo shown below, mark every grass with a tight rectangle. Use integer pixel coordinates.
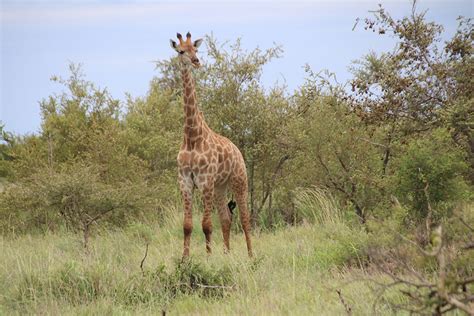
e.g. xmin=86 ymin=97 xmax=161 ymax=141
xmin=0 ymin=222 xmax=394 ymax=315
xmin=0 ymin=202 xmax=398 ymax=315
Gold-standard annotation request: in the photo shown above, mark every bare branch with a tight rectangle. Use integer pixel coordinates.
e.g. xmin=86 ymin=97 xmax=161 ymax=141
xmin=336 ymin=289 xmax=353 ymax=315
xmin=459 ymin=217 xmax=474 ymax=233
xmin=140 ymin=243 xmax=149 ymax=276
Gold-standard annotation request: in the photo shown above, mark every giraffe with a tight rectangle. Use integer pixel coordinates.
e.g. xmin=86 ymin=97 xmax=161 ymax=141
xmin=169 ymin=32 xmax=253 ymax=258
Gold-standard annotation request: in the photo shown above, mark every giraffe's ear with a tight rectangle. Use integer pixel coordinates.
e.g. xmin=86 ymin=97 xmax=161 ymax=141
xmin=193 ymin=39 xmax=203 ymax=49
xmin=170 ymin=39 xmax=179 ymax=51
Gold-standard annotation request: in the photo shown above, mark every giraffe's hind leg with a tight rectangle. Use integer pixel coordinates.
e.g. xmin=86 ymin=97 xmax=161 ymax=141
xmin=215 ymin=188 xmax=231 ymax=253
xmin=231 ymin=175 xmax=253 ymax=257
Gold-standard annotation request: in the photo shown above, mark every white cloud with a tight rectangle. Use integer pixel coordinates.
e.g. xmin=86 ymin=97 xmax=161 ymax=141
xmin=1 ymin=1 xmax=407 ymax=26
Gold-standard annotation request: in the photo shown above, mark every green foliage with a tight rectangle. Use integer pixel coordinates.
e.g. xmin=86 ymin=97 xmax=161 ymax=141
xmin=289 ymin=91 xmax=385 ymax=223
xmin=0 ymin=164 xmax=155 ymax=235
xmin=0 ymin=64 xmax=160 ymax=235
xmin=123 ymin=87 xmax=181 ymax=204
xmin=41 ymin=64 xmax=121 ymax=167
xmin=0 ymin=123 xmax=14 ymax=180
xmin=394 ymin=129 xmax=470 ymax=221
xmin=351 ymin=4 xmax=450 ymax=128
xmin=199 ymin=36 xmax=292 ymax=221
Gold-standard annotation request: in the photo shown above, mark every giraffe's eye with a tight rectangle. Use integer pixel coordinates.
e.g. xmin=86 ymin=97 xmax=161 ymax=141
xmin=179 ymin=51 xmax=185 ymax=55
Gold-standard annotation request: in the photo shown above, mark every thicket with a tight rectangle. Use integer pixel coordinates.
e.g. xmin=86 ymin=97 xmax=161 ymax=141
xmin=0 ymin=2 xmax=472 ymax=313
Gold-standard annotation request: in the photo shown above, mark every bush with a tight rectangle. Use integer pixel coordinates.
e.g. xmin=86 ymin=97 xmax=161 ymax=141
xmin=393 ymin=129 xmax=471 ymax=223
xmin=0 ymin=164 xmax=155 ymax=239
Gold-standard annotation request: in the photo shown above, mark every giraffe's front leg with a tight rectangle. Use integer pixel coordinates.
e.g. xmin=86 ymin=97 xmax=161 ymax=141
xmin=180 ymin=175 xmax=194 ymax=259
xmin=202 ymin=185 xmax=214 ymax=254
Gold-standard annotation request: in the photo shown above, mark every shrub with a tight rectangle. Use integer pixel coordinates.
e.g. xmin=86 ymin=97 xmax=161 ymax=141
xmin=393 ymin=129 xmax=471 ymax=223
xmin=0 ymin=164 xmax=155 ymax=242
xmin=168 ymin=259 xmax=234 ymax=298
xmin=13 ymin=258 xmax=235 ymax=310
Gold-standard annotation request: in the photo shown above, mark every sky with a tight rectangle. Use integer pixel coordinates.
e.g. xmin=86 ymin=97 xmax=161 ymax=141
xmin=1 ymin=0 xmax=472 ymax=135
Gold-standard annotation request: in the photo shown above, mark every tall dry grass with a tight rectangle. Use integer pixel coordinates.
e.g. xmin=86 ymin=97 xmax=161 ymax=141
xmin=0 ymin=196 xmax=397 ymax=315
xmin=293 ymin=187 xmax=344 ymax=225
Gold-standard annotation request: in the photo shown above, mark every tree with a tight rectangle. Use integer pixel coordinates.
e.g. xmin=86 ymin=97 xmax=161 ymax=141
xmin=350 ymin=3 xmax=473 ymax=180
xmin=0 ymin=64 xmax=155 ymax=236
xmin=0 ymin=123 xmax=14 ymax=179
xmin=290 ymin=77 xmax=383 ymax=224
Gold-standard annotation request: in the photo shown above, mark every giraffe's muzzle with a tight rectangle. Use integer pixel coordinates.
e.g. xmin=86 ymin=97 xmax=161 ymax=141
xmin=191 ymin=57 xmax=200 ymax=68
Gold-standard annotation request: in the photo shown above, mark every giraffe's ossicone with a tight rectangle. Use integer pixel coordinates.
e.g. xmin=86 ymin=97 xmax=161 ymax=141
xmin=169 ymin=32 xmax=253 ymax=258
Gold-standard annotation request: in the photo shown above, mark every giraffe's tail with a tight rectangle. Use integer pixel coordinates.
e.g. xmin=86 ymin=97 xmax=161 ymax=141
xmin=227 ymin=200 xmax=236 ymax=217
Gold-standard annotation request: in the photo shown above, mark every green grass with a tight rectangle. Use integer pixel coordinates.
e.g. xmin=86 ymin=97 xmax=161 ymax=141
xmin=0 ymin=211 xmax=398 ymax=315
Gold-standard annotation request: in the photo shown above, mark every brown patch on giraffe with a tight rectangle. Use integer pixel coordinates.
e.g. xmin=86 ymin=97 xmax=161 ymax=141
xmin=194 ymin=140 xmax=202 ymax=152
xmin=218 ymin=163 xmax=225 ymax=173
xmin=198 ymin=156 xmax=207 ymax=167
xmin=178 ymin=151 xmax=191 ymax=161
xmin=203 ymin=152 xmax=212 ymax=160
xmin=185 ymin=138 xmax=192 ymax=150
xmin=198 ymin=175 xmax=206 ymax=184
xmin=188 ymin=128 xmax=198 ymax=139
xmin=185 ymin=86 xmax=193 ymax=96
xmin=209 ymin=165 xmax=217 ymax=173
xmin=185 ymin=106 xmax=193 ymax=116
xmin=224 ymin=160 xmax=230 ymax=171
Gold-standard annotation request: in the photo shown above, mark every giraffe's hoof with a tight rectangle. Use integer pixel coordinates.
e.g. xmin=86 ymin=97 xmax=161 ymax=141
xmin=181 ymin=251 xmax=190 ymax=263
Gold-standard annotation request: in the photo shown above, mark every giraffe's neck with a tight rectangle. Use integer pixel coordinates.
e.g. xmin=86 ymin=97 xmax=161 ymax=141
xmin=181 ymin=66 xmax=203 ymax=149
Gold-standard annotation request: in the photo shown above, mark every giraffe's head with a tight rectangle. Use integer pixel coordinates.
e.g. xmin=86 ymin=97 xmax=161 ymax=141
xmin=170 ymin=32 xmax=203 ymax=68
